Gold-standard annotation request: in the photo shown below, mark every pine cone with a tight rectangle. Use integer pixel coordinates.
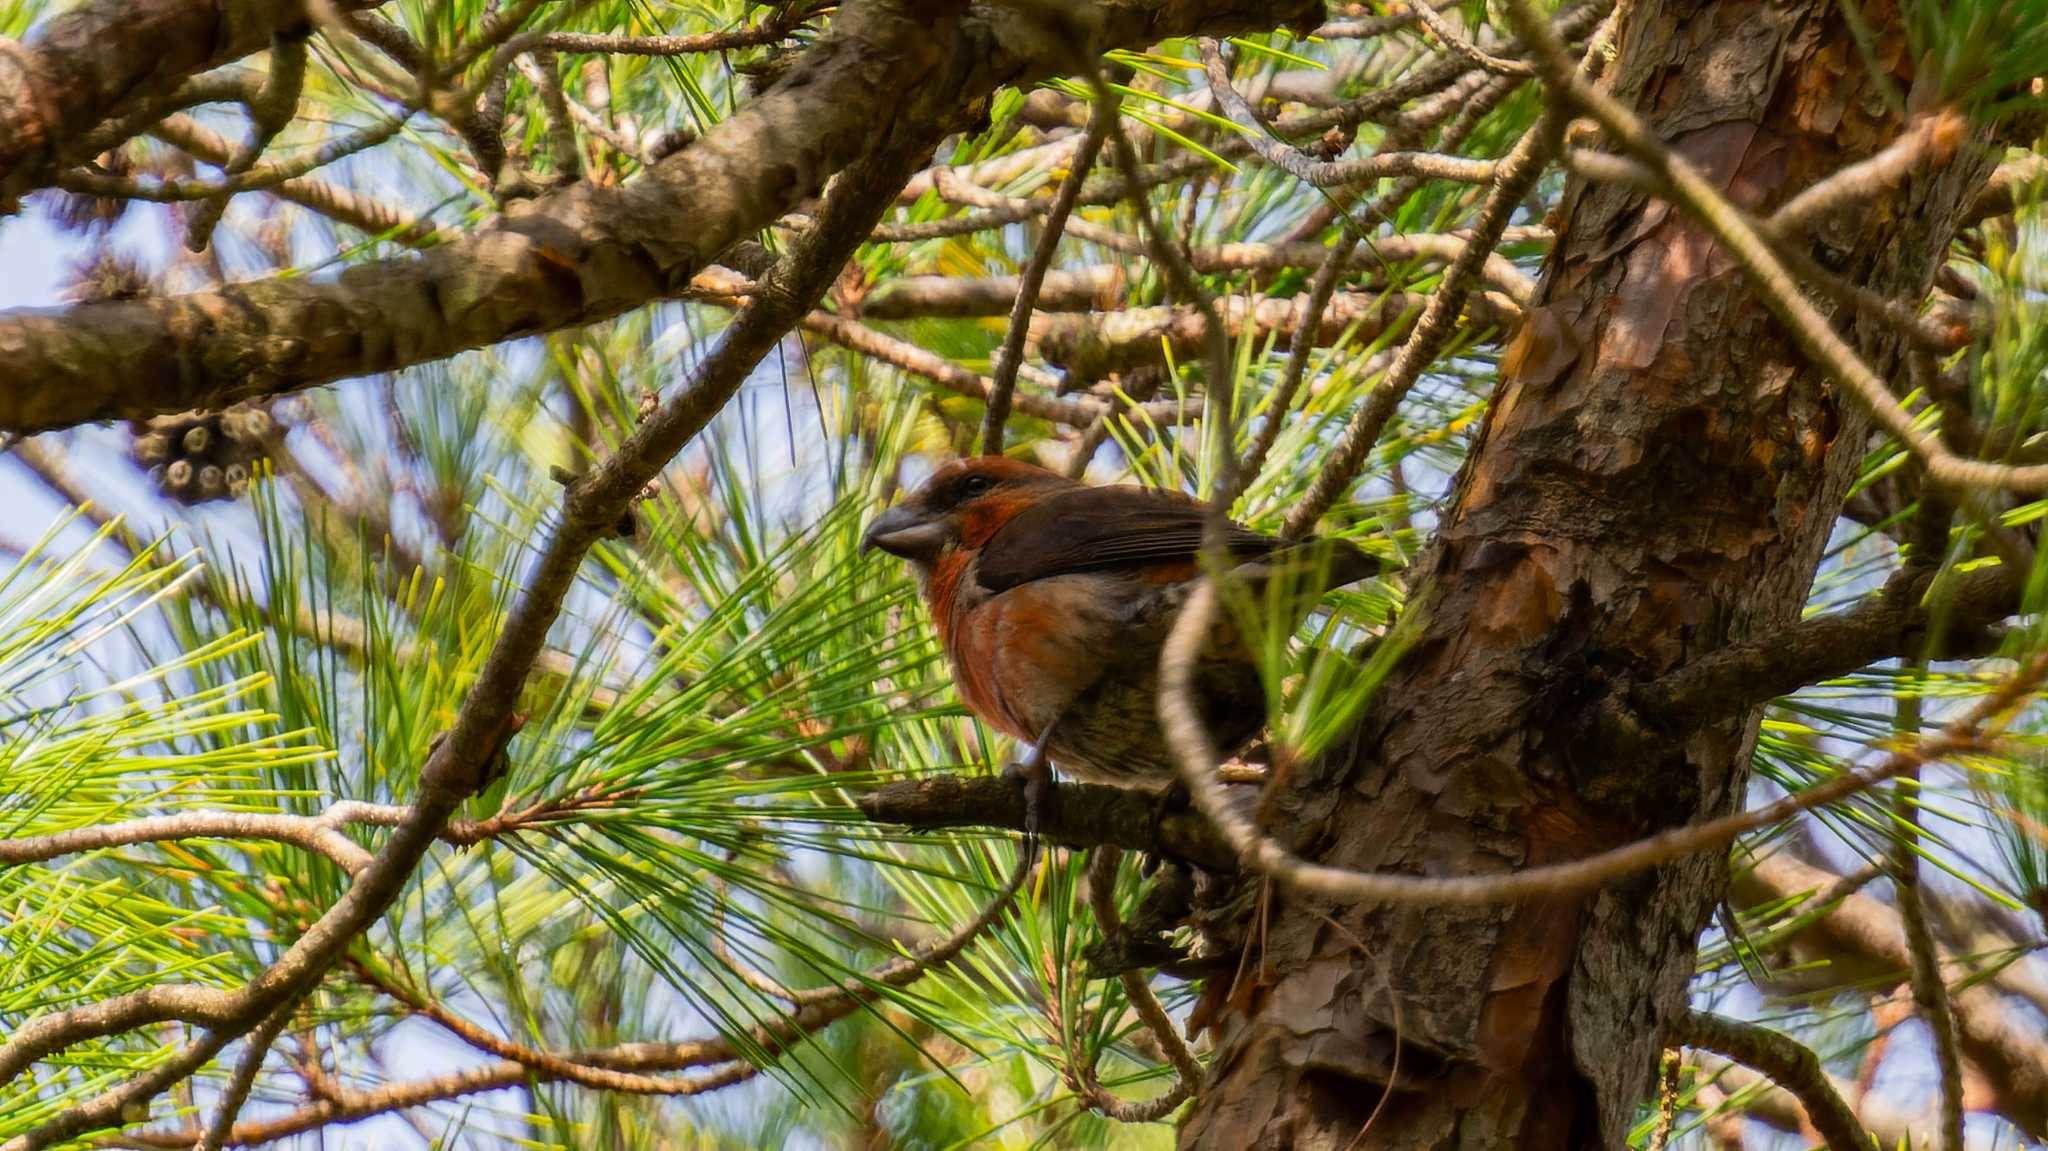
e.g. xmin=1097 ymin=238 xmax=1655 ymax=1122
xmin=129 ymin=404 xmax=276 ymax=504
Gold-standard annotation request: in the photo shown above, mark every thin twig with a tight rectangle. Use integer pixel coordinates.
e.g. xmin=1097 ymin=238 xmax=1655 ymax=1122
xmin=1235 ymin=225 xmax=1363 ymax=496
xmin=525 ymin=49 xmax=583 ymax=183
xmin=149 ymin=115 xmax=448 ymax=246
xmin=1893 ymin=659 xmax=1967 ymax=1151
xmin=1402 ymin=1 xmax=1534 ymax=77
xmin=185 ymin=32 xmax=310 ymax=250
xmin=1202 ymin=46 xmax=1503 ymax=193
xmin=982 ymin=96 xmax=1112 ymax=453
xmin=1281 ymin=109 xmax=1560 ymax=537
xmin=1313 ymin=0 xmax=1456 ymax=41
xmin=61 ymin=109 xmax=415 ymax=202
xmin=522 ymin=17 xmax=803 ymax=57
xmin=1767 ymin=112 xmax=1963 ymax=239
xmin=1159 ymin=577 xmax=2042 ymax=904
xmin=194 ymin=1000 xmax=296 ymax=1151
xmin=0 ymin=810 xmax=374 ymax=875
xmin=796 ymin=309 xmax=1182 ymax=428
xmin=1076 ymin=847 xmax=1200 ymax=1122
xmin=156 ymin=852 xmax=1029 ymax=1147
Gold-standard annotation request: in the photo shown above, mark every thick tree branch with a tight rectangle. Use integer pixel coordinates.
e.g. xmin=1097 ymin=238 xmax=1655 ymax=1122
xmin=0 ymin=0 xmax=346 ymax=209
xmin=1634 ymin=565 xmax=2019 ymax=732
xmin=1737 ymin=853 xmax=2048 ymax=1137
xmin=0 ymin=0 xmax=1319 ymax=436
xmin=859 ymin=774 xmax=1236 ymax=872
xmin=1667 ymin=1009 xmax=1880 ymax=1151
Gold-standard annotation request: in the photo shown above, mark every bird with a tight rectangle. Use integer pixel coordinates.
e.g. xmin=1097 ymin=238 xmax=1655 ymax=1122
xmin=861 ymin=456 xmax=1380 ymax=824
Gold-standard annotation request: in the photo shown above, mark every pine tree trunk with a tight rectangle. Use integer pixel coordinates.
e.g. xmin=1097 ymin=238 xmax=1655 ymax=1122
xmin=1180 ymin=1 xmax=1999 ymax=1146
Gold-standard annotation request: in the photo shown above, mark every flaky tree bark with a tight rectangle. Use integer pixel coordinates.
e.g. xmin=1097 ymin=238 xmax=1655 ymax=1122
xmin=1180 ymin=2 xmax=2001 ymax=1147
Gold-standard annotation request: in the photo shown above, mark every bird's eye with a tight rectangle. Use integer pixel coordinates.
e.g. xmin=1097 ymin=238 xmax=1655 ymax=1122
xmin=961 ymin=475 xmax=992 ymax=497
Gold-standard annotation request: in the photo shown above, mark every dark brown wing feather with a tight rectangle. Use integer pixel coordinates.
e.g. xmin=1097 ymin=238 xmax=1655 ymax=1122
xmin=972 ymin=484 xmax=1283 ymax=593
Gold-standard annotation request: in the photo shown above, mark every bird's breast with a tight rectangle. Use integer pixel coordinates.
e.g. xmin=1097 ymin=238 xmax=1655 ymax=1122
xmin=940 ymin=571 xmax=1143 ymax=743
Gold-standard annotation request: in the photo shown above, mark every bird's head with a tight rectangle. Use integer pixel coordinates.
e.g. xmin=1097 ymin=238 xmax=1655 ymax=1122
xmin=861 ymin=456 xmax=1071 ymax=568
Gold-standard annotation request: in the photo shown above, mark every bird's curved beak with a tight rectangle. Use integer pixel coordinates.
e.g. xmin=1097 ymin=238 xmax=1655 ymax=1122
xmin=861 ymin=504 xmax=948 ymax=562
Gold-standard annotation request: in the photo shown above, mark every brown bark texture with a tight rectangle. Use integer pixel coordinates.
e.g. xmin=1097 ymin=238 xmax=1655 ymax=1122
xmin=1179 ymin=2 xmax=2000 ymax=1148
xmin=0 ymin=0 xmax=318 ymax=209
xmin=0 ymin=0 xmax=1317 ymax=436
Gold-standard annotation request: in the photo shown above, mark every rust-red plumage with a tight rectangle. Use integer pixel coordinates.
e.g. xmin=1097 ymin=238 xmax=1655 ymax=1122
xmin=862 ymin=457 xmax=1379 ymax=790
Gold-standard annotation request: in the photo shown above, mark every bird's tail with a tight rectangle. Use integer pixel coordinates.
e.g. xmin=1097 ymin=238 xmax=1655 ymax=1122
xmin=1232 ymin=536 xmax=1381 ymax=593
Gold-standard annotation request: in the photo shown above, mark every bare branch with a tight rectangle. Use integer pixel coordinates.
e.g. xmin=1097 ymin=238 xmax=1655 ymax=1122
xmin=1766 ymin=112 xmax=1964 ymax=239
xmin=149 ymin=114 xmax=450 ymax=247
xmin=1201 ymin=45 xmax=1501 ymax=191
xmin=522 ymin=15 xmax=809 ymax=57
xmin=1237 ymin=225 xmax=1363 ymax=494
xmin=1964 ymin=153 xmax=2048 ymax=226
xmin=1312 ymin=1 xmax=1449 ymax=41
xmin=1633 ymin=564 xmax=2018 ymax=731
xmin=184 ymin=30 xmax=309 ymax=250
xmin=1689 ymin=1053 xmax=1942 ymax=1150
xmin=1282 ymin=108 xmax=1561 ymax=537
xmin=59 ymin=108 xmax=413 ymax=202
xmin=1667 ymin=1009 xmax=1880 ymax=1151
xmin=1891 ymin=665 xmax=1967 ymax=1151
xmin=1082 ymin=847 xmax=1202 ymax=1121
xmin=194 ymin=1001 xmax=295 ymax=1151
xmin=1160 ymin=566 xmax=2044 ymax=904
xmin=0 ymin=0 xmax=1321 ymax=435
xmin=1738 ymin=853 xmax=2048 ymax=1136
xmin=140 ymin=853 xmax=1031 ymax=1146
xmin=0 ymin=810 xmax=374 ymax=875
xmin=1031 ymin=288 xmax=1516 ymax=381
xmin=859 ymin=228 xmax=1545 ymax=323
xmin=1080 ymin=49 xmax=1237 ymax=497
xmin=859 ymin=267 xmax=1124 ymax=319
xmin=0 ymin=0 xmax=352 ymax=208
xmin=1403 ymin=2 xmax=1535 ymax=77
xmin=983 ymin=95 xmax=1111 ymax=454
xmin=524 ymin=50 xmax=583 ymax=185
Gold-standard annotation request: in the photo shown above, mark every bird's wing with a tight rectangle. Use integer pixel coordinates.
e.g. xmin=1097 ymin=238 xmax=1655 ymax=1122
xmin=972 ymin=484 xmax=1282 ymax=593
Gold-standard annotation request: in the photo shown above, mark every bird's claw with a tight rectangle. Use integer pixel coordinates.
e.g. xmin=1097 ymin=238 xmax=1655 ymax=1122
xmin=1001 ymin=740 xmax=1058 ymax=857
xmin=1139 ymin=780 xmax=1192 ymax=875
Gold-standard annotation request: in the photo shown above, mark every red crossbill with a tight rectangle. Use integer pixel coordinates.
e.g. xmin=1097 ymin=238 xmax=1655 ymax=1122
xmin=862 ymin=457 xmax=1379 ymax=816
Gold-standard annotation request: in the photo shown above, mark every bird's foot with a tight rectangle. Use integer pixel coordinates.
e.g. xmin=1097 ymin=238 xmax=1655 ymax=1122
xmin=1139 ymin=781 xmax=1192 ymax=877
xmin=1001 ymin=745 xmax=1058 ymax=856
